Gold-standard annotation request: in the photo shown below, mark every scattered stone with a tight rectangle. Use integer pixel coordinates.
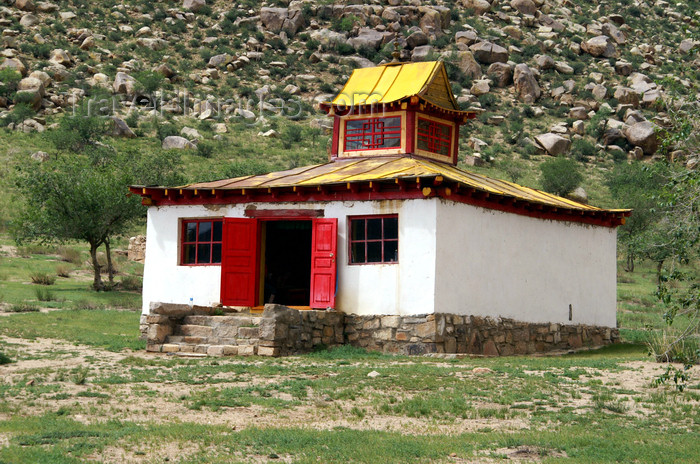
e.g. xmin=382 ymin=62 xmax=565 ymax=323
xmin=535 ymin=133 xmax=571 ymax=156
xmin=455 ymin=30 xmax=479 ymax=46
xmin=554 ymin=61 xmax=574 ymax=74
xmin=0 ymin=58 xmax=27 ymax=76
xmin=59 ymin=11 xmax=76 ymax=20
xmin=581 ymin=35 xmax=617 ymax=58
xmin=156 ymin=63 xmax=175 ymax=79
xmin=455 ymin=50 xmax=482 ymax=79
xmin=679 ymin=39 xmax=697 ymax=54
xmin=461 ymin=0 xmax=491 ymax=15
xmin=367 ymin=370 xmax=381 ymax=378
xmin=567 ymin=186 xmax=588 ymax=204
xmin=470 ymin=79 xmax=490 ymax=96
xmin=162 ymin=136 xmax=196 ymax=150
xmin=411 ymin=45 xmax=433 ymax=61
xmin=487 ymin=115 xmax=505 ymax=125
xmin=111 ymin=116 xmax=136 ymax=138
xmin=260 ymin=7 xmax=304 ymax=36
xmin=183 ymin=0 xmax=206 ymax=13
xmin=113 ymin=72 xmax=137 ymax=96
xmin=624 ymin=121 xmax=659 ymax=155
xmin=79 ymin=36 xmax=95 ymax=50
xmin=19 ymin=14 xmax=39 ymax=27
xmin=470 ymin=41 xmax=509 ymax=64
xmin=406 ymin=30 xmax=429 ymax=49
xmin=487 ymin=62 xmax=512 ymax=87
xmin=208 ymin=53 xmax=232 ymax=68
xmin=592 ymin=84 xmax=608 ymax=100
xmin=534 ymin=54 xmax=555 ymax=70
xmin=602 ymin=22 xmax=626 ymax=45
xmin=16 ymin=0 xmax=36 ymax=12
xmin=510 ymin=0 xmax=537 ymax=16
xmin=348 ymin=28 xmax=386 ymax=51
xmin=571 ymin=120 xmax=585 ymax=135
xmin=259 ymin=129 xmax=279 ymax=138
xmin=49 ymin=49 xmax=73 ymax=67
xmin=472 ymin=367 xmax=494 ymax=374
xmin=30 ymin=150 xmax=49 ymax=162
xmin=513 ymin=63 xmax=540 ymax=103
xmin=615 ymin=60 xmax=633 ymax=76
xmin=613 ymin=86 xmax=640 ymax=108
xmin=181 ymin=127 xmax=202 ymax=139
xmin=569 ymin=107 xmax=589 ymax=120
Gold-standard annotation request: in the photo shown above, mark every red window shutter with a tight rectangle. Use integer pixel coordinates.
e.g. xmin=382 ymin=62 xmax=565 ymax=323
xmin=220 ymin=218 xmax=258 ymax=307
xmin=310 ymin=218 xmax=338 ymax=309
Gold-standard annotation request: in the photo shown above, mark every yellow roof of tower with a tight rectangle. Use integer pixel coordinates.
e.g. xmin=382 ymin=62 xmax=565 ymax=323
xmin=330 ymin=61 xmax=459 ymax=110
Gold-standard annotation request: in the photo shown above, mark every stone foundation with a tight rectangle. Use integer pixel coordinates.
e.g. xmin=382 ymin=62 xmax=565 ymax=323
xmin=345 ymin=314 xmax=620 ymax=356
xmin=143 ymin=303 xmax=619 ymax=357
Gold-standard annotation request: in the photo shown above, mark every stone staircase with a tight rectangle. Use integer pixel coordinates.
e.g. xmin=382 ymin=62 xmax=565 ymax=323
xmin=159 ymin=314 xmax=263 ymax=356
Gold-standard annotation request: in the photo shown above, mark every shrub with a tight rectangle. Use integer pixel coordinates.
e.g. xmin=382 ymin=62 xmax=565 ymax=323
xmin=30 ymin=272 xmax=56 ymax=285
xmin=120 ymin=276 xmax=142 ymax=292
xmin=156 ymin=123 xmax=179 ymax=141
xmin=0 ymin=103 xmax=35 ymax=127
xmin=0 ymin=68 xmax=22 ymax=98
xmin=58 ymin=246 xmax=82 ymax=264
xmin=56 ymin=264 xmax=71 ymax=278
xmin=572 ymin=138 xmax=597 ymax=162
xmin=195 ymin=142 xmax=214 ymax=158
xmin=9 ymin=302 xmax=39 ymax=312
xmin=0 ymin=352 xmax=11 ymax=365
xmin=34 ymin=287 xmax=55 ymax=302
xmin=134 ymin=70 xmax=165 ymax=94
xmin=477 ymin=93 xmax=497 ymax=108
xmin=539 ymin=158 xmax=583 ymax=196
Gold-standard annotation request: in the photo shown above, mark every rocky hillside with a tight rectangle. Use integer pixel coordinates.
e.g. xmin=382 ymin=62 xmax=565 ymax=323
xmin=0 ymin=0 xmax=698 ymax=198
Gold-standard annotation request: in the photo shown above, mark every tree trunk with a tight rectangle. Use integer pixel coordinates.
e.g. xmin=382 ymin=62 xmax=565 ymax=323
xmin=89 ymin=242 xmax=104 ymax=291
xmin=656 ymin=260 xmax=664 ymax=284
xmin=625 ymin=253 xmax=635 ymax=273
xmin=104 ymin=238 xmax=115 ymax=286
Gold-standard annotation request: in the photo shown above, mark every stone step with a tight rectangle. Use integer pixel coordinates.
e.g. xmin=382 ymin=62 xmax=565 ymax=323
xmin=175 ymin=324 xmax=214 ymax=337
xmin=182 ymin=315 xmax=259 ymax=327
xmin=166 ymin=335 xmax=209 ymax=344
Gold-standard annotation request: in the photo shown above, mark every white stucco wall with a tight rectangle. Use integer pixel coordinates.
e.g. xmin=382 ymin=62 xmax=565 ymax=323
xmin=434 ymin=199 xmax=618 ymax=327
xmin=141 ymin=199 xmax=438 ymax=316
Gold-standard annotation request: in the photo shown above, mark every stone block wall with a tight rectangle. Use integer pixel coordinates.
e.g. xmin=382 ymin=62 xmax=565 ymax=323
xmin=143 ymin=303 xmax=618 ymax=357
xmin=345 ymin=314 xmax=620 ymax=356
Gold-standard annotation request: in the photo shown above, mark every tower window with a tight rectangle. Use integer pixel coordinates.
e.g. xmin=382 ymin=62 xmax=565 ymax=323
xmin=417 ymin=118 xmax=452 ymax=157
xmin=344 ymin=116 xmax=402 ymax=151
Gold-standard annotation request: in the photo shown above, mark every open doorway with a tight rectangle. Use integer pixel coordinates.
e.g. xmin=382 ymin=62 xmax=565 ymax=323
xmin=262 ymin=220 xmax=312 ymax=306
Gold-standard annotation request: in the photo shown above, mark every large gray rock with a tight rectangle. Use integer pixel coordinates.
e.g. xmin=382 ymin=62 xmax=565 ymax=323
xmin=406 ymin=31 xmax=429 ymax=49
xmin=455 ymin=50 xmax=482 ymax=79
xmin=613 ymin=86 xmax=640 ymax=107
xmin=625 ymin=121 xmax=659 ymax=155
xmin=310 ymin=28 xmax=347 ymax=47
xmin=455 ymin=30 xmax=478 ymax=45
xmin=0 ymin=58 xmax=27 ymax=77
xmin=113 ymin=72 xmax=137 ymax=96
xmin=581 ymin=35 xmax=618 ymax=58
xmin=16 ymin=0 xmax=36 ymax=11
xmin=411 ymin=45 xmax=434 ymax=62
xmin=534 ymin=54 xmax=555 ymax=70
xmin=510 ymin=0 xmax=537 ymax=15
xmin=679 ymin=39 xmax=697 ymax=54
xmin=513 ymin=63 xmax=540 ymax=103
xmin=487 ymin=62 xmax=512 ymax=87
xmin=535 ymin=133 xmax=571 ymax=156
xmin=208 ymin=53 xmax=232 ymax=68
xmin=602 ymin=22 xmax=626 ymax=45
xmin=470 ymin=41 xmax=509 ymax=64
xmin=19 ymin=13 xmax=39 ymax=27
xmin=16 ymin=77 xmax=44 ymax=110
xmin=348 ymin=28 xmax=386 ymax=51
xmin=183 ymin=0 xmax=206 ymax=12
xmin=260 ymin=7 xmax=303 ymax=36
xmin=162 ymin=136 xmax=196 ymax=150
xmin=49 ymin=49 xmax=73 ymax=67
xmin=460 ymin=0 xmax=491 ymax=15
xmin=419 ymin=8 xmax=444 ymax=36
xmin=111 ymin=116 xmax=136 ymax=138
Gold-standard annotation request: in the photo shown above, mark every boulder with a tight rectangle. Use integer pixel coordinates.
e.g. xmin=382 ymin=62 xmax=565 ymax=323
xmin=613 ymin=86 xmax=640 ymax=107
xmin=260 ymin=7 xmax=287 ymax=32
xmin=49 ymin=49 xmax=73 ymax=67
xmin=469 ymin=41 xmax=508 ymax=64
xmin=128 ymin=235 xmax=146 ymax=263
xmin=208 ymin=53 xmax=232 ymax=68
xmin=419 ymin=8 xmax=444 ymax=36
xmin=534 ymin=54 xmax=555 ymax=70
xmin=455 ymin=30 xmax=478 ymax=45
xmin=19 ymin=13 xmax=39 ymax=27
xmin=535 ymin=133 xmax=571 ymax=156
xmin=113 ymin=72 xmax=137 ymax=96
xmin=624 ymin=121 xmax=659 ymax=155
xmin=679 ymin=39 xmax=697 ymax=54
xmin=16 ymin=0 xmax=36 ymax=11
xmin=18 ymin=119 xmax=45 ymax=133
xmin=0 ymin=58 xmax=27 ymax=77
xmin=348 ymin=28 xmax=386 ymax=51
xmin=16 ymin=77 xmax=44 ymax=110
xmin=602 ymin=22 xmax=626 ymax=45
xmin=615 ymin=60 xmax=633 ymax=76
xmin=554 ymin=61 xmax=574 ymax=74
xmin=162 ymin=136 xmax=196 ymax=150
xmin=79 ymin=36 xmax=95 ymax=50
xmin=460 ymin=0 xmax=491 ymax=15
xmin=513 ymin=63 xmax=540 ymax=103
xmin=470 ymin=79 xmax=490 ymax=96
xmin=17 ymin=76 xmax=45 ymax=97
xmin=183 ymin=0 xmax=206 ymax=12
xmin=455 ymin=50 xmax=482 ymax=79
xmin=309 ymin=28 xmax=347 ymax=47
xmin=568 ymin=107 xmax=588 ymax=120
xmin=592 ymin=84 xmax=607 ymax=100
xmin=406 ymin=31 xmax=429 ymax=49
xmin=567 ymin=187 xmax=588 ymax=204
xmin=510 ymin=0 xmax=537 ymax=16
xmin=137 ymin=38 xmax=168 ymax=51
xmin=181 ymin=127 xmax=202 ymax=139
xmin=581 ymin=35 xmax=617 ymax=58
xmin=111 ymin=116 xmax=136 ymax=138
xmin=31 ymin=151 xmax=50 ymax=162
xmin=156 ymin=63 xmax=175 ymax=78
xmin=487 ymin=62 xmax=512 ymax=87
xmin=411 ymin=45 xmax=433 ymax=61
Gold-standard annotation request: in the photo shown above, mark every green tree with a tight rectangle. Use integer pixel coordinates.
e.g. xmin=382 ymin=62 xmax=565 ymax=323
xmin=539 ymin=157 xmax=583 ymax=196
xmin=14 ymin=110 xmax=183 ymax=290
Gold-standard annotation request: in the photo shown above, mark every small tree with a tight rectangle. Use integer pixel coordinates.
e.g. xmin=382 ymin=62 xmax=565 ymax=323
xmin=539 ymin=157 xmax=583 ymax=196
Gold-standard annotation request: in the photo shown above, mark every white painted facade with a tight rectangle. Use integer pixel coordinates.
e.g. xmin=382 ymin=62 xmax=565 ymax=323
xmin=142 ymin=197 xmax=617 ymax=327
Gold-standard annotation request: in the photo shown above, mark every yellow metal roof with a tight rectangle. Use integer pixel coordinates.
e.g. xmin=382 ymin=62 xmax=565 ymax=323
xmin=185 ymin=156 xmax=627 ymax=213
xmin=330 ymin=61 xmax=458 ymax=110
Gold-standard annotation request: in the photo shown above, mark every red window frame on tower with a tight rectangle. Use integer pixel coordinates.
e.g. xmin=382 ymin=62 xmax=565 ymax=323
xmin=180 ymin=219 xmax=223 ymax=266
xmin=344 ymin=116 xmax=402 ymax=152
xmin=348 ymin=215 xmax=399 ymax=265
xmin=416 ymin=117 xmax=452 ymax=157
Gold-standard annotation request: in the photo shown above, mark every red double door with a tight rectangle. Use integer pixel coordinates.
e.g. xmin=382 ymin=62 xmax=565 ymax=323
xmin=220 ymin=218 xmax=337 ymax=309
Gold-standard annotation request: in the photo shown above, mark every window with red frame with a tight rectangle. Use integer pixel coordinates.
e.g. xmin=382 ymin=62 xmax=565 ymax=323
xmin=181 ymin=219 xmax=223 ymax=265
xmin=416 ymin=118 xmax=452 ymax=156
xmin=349 ymin=215 xmax=398 ymax=264
xmin=344 ymin=116 xmax=402 ymax=151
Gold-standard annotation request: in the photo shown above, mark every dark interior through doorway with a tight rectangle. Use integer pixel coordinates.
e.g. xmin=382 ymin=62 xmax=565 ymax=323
xmin=263 ymin=220 xmax=312 ymax=306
